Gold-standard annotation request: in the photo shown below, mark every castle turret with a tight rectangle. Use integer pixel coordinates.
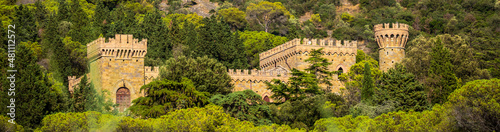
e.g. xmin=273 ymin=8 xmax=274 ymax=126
xmin=374 ymin=23 xmax=409 ymax=71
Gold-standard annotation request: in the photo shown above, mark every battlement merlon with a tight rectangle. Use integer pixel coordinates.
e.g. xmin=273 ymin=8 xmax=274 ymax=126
xmin=228 ymin=69 xmax=292 ymax=77
xmin=259 ymin=38 xmax=357 ymax=61
xmin=374 ymin=23 xmax=410 ymax=48
xmin=144 ymin=66 xmax=160 ymax=73
xmin=373 ymin=23 xmax=410 ymax=32
xmin=87 ymin=34 xmax=148 ymax=60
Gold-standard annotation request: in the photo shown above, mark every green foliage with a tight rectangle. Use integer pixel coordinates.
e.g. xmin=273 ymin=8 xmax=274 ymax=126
xmin=62 ymin=37 xmax=87 ymax=76
xmin=246 ymin=1 xmax=291 ymax=33
xmin=340 ymin=12 xmax=354 ymax=23
xmin=196 ymin=16 xmax=248 ymax=69
xmin=71 ymin=75 xmax=115 ymax=113
xmin=427 ymin=38 xmax=459 ymax=104
xmin=12 ymin=5 xmax=38 ymax=43
xmin=355 ymin=50 xmax=366 ymax=63
xmin=239 ymin=30 xmax=288 ymax=68
xmin=271 ymin=93 xmax=348 ymax=130
xmin=160 ymin=56 xmax=233 ymax=96
xmin=0 ymin=115 xmax=23 ymax=132
xmin=4 ymin=44 xmax=52 ymax=128
xmin=447 ymin=79 xmax=500 ymax=131
xmin=305 ymin=48 xmax=333 ymax=90
xmin=376 ymin=64 xmax=429 ymax=112
xmin=218 ymin=7 xmax=247 ymax=31
xmin=210 ymin=90 xmax=273 ymax=126
xmin=266 ymin=68 xmax=322 ymax=102
xmin=349 ymin=100 xmax=397 ymax=118
xmin=129 ymin=78 xmax=210 ymax=118
xmin=341 ymin=55 xmax=382 ymax=108
xmin=359 ymin=0 xmax=396 ymax=10
xmin=39 ymin=105 xmax=303 ymax=131
xmin=361 ymin=62 xmax=374 ymax=102
xmin=313 ymin=104 xmax=456 ymax=131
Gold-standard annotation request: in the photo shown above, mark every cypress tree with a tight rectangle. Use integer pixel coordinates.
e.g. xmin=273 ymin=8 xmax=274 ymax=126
xmin=11 ymin=44 xmax=52 ymax=128
xmin=362 ymin=62 xmax=374 ymax=103
xmin=68 ymin=0 xmax=89 ymax=43
xmin=428 ymin=38 xmax=459 ymax=104
xmin=12 ymin=4 xmax=37 ymax=43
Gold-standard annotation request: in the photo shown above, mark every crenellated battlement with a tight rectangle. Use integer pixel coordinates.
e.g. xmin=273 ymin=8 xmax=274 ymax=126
xmin=374 ymin=23 xmax=410 ymax=71
xmin=144 ymin=66 xmax=160 ymax=83
xmin=374 ymin=23 xmax=410 ymax=32
xmin=259 ymin=38 xmax=357 ymax=61
xmin=374 ymin=23 xmax=410 ymax=49
xmin=228 ymin=69 xmax=290 ymax=77
xmin=87 ymin=34 xmax=148 ymax=61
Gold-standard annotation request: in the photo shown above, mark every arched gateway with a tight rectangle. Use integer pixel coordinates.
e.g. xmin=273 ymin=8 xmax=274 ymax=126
xmin=116 ymin=87 xmax=131 ymax=112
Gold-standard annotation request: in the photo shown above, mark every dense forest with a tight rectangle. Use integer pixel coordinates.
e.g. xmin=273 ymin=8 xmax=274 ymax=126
xmin=0 ymin=0 xmax=499 ymax=131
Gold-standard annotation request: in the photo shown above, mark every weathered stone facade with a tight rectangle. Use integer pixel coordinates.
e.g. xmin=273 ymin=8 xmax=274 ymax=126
xmin=68 ymin=34 xmax=159 ymax=111
xmin=374 ymin=23 xmax=410 ymax=71
xmin=232 ymin=38 xmax=358 ymax=102
xmin=68 ymin=23 xmax=408 ymax=107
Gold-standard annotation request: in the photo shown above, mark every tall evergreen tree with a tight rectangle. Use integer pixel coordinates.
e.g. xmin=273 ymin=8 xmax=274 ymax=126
xmin=130 ymin=78 xmax=210 ymax=118
xmin=139 ymin=9 xmax=170 ymax=65
xmin=92 ymin=0 xmax=109 ymax=35
xmin=376 ymin=64 xmax=429 ymax=111
xmin=305 ymin=48 xmax=333 ymax=90
xmin=34 ymin=0 xmax=47 ymax=29
xmin=44 ymin=14 xmax=72 ymax=86
xmin=9 ymin=44 xmax=52 ymax=128
xmin=12 ymin=4 xmax=38 ymax=43
xmin=70 ymin=75 xmax=111 ymax=113
xmin=197 ymin=16 xmax=248 ymax=69
xmin=362 ymin=62 xmax=374 ymax=102
xmin=68 ymin=0 xmax=89 ymax=43
xmin=57 ymin=0 xmax=70 ymax=22
xmin=427 ymin=38 xmax=459 ymax=104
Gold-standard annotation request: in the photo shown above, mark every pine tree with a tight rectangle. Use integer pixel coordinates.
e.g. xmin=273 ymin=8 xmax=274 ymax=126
xmin=427 ymin=38 xmax=459 ymax=104
xmin=71 ymin=75 xmax=105 ymax=112
xmin=10 ymin=44 xmax=52 ymax=128
xmin=68 ymin=0 xmax=89 ymax=43
xmin=92 ymin=0 xmax=109 ymax=35
xmin=57 ymin=0 xmax=70 ymax=22
xmin=34 ymin=0 xmax=47 ymax=29
xmin=305 ymin=48 xmax=333 ymax=89
xmin=362 ymin=62 xmax=374 ymax=103
xmin=12 ymin=4 xmax=38 ymax=43
xmin=376 ymin=64 xmax=429 ymax=111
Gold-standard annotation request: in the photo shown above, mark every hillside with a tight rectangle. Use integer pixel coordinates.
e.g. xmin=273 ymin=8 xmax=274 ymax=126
xmin=0 ymin=0 xmax=499 ymax=131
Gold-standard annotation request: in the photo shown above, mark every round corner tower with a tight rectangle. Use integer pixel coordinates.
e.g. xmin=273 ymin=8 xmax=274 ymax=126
xmin=374 ymin=23 xmax=409 ymax=71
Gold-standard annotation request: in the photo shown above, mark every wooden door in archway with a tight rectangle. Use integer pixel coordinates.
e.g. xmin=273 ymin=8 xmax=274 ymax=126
xmin=116 ymin=87 xmax=131 ymax=112
xmin=264 ymin=96 xmax=270 ymax=102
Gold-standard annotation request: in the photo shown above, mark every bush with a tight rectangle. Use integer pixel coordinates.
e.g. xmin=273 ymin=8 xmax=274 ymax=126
xmin=0 ymin=115 xmax=23 ymax=132
xmin=447 ymin=79 xmax=500 ymax=131
xmin=38 ymin=105 xmax=304 ymax=131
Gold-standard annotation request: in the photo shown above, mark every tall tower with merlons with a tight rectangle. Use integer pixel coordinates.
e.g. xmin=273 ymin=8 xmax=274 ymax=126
xmin=374 ymin=23 xmax=409 ymax=71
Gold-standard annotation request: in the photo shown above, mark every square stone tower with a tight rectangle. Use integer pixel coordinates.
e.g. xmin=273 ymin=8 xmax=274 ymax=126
xmin=374 ymin=23 xmax=409 ymax=71
xmin=87 ymin=34 xmax=148 ymax=111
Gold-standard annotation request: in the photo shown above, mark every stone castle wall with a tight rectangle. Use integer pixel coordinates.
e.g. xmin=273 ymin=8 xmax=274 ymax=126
xmin=70 ymin=22 xmax=408 ymax=105
xmin=233 ymin=38 xmax=358 ymax=101
xmin=259 ymin=38 xmax=357 ymax=73
xmin=374 ymin=23 xmax=409 ymax=71
xmin=74 ymin=35 xmax=159 ymax=109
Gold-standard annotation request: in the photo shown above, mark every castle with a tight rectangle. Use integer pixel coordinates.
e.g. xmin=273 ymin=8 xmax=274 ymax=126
xmin=68 ymin=23 xmax=409 ymax=111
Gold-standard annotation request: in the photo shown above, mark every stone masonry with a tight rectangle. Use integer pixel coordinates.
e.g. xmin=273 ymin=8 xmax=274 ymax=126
xmin=374 ymin=23 xmax=410 ymax=71
xmin=231 ymin=38 xmax=358 ymax=102
xmin=68 ymin=23 xmax=406 ymax=108
xmin=68 ymin=34 xmax=159 ymax=111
